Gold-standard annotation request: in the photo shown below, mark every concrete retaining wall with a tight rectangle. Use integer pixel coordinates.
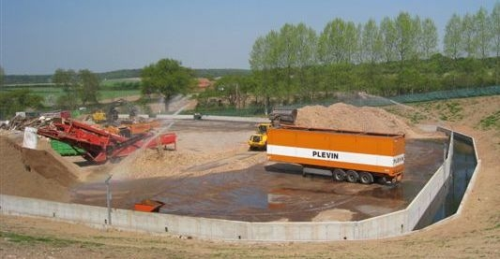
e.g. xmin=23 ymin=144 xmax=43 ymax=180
xmin=406 ymin=130 xmax=454 ymax=230
xmin=1 ymin=129 xmax=478 ymax=242
xmin=419 ymin=128 xmax=481 ymax=230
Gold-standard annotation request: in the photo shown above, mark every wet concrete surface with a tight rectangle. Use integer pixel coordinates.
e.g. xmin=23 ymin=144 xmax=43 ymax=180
xmin=70 ymin=137 xmax=446 ymax=222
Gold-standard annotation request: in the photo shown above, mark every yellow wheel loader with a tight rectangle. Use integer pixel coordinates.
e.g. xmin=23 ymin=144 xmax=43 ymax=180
xmin=247 ymin=108 xmax=297 ymax=150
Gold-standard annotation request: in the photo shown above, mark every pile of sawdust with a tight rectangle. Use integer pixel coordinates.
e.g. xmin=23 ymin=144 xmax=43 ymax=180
xmin=127 ymin=146 xmax=254 ymax=180
xmin=129 ymin=149 xmax=203 ymax=179
xmin=0 ymin=134 xmax=80 ymax=202
xmin=295 ymin=103 xmax=418 ymax=137
xmin=120 ymin=130 xmax=254 ymax=180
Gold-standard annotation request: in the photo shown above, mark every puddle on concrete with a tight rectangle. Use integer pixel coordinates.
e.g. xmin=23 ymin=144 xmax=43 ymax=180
xmin=71 ymin=139 xmax=446 ymax=222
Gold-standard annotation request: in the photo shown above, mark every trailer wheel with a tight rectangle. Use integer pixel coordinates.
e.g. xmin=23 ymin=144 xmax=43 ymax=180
xmin=359 ymin=172 xmax=374 ymax=184
xmin=333 ymin=169 xmax=346 ymax=181
xmin=346 ymin=170 xmax=359 ymax=183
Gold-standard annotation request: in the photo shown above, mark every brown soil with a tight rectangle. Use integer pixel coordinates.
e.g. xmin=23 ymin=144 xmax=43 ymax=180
xmin=0 ymin=133 xmax=80 ymax=202
xmin=1 ymin=96 xmax=499 ymax=258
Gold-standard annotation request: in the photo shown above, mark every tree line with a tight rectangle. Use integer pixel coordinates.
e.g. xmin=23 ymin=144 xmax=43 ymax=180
xmin=0 ymin=66 xmax=102 ymax=118
xmin=1 ymin=68 xmax=251 ymax=85
xmin=52 ymin=69 xmax=101 ymax=109
xmin=234 ymin=4 xmax=500 ymax=110
xmin=3 ymin=4 xmax=500 ymax=117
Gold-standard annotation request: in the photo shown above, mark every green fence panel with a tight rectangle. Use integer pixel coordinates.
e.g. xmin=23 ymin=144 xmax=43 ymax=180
xmin=186 ymin=85 xmax=500 ymax=117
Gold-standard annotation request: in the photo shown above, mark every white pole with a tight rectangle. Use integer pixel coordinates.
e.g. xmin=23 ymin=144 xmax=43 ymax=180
xmin=105 ymin=174 xmax=113 ymax=225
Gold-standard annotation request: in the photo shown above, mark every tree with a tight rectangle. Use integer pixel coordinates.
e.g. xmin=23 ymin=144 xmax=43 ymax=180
xmin=214 ymin=75 xmax=255 ymax=108
xmin=0 ymin=66 xmax=4 ymax=87
xmin=361 ymin=19 xmax=382 ymax=63
xmin=53 ymin=69 xmax=79 ymax=109
xmin=473 ymin=7 xmax=491 ymax=86
xmin=249 ymin=30 xmax=282 ymax=110
xmin=380 ymin=17 xmax=398 ymax=62
xmin=318 ymin=18 xmax=359 ymax=64
xmin=344 ymin=21 xmax=359 ymax=63
xmin=462 ymin=13 xmax=479 ymax=57
xmin=444 ymin=13 xmax=464 ymax=88
xmin=53 ymin=69 xmax=77 ymax=91
xmin=444 ymin=14 xmax=463 ymax=60
xmin=420 ymin=18 xmax=438 ymax=59
xmin=358 ymin=19 xmax=384 ymax=90
xmin=0 ymin=90 xmax=43 ymax=119
xmin=78 ymin=69 xmax=100 ymax=105
xmin=394 ymin=12 xmax=419 ymax=62
xmin=294 ymin=23 xmax=318 ymax=101
xmin=277 ymin=24 xmax=299 ymax=102
xmin=491 ymin=2 xmax=500 ymax=83
xmin=275 ymin=23 xmax=318 ymax=103
xmin=317 ymin=19 xmax=360 ymax=97
xmin=249 ymin=35 xmax=269 ymax=108
xmin=474 ymin=7 xmax=491 ymax=59
xmin=491 ymin=3 xmax=500 ymax=57
xmin=141 ymin=58 xmax=194 ymax=111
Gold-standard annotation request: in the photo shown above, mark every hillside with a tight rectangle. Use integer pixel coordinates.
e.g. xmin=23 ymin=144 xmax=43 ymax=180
xmin=2 ymin=68 xmax=251 ymax=85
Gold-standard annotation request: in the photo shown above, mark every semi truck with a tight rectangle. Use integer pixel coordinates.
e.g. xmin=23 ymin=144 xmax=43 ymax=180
xmin=267 ymin=126 xmax=405 ymax=185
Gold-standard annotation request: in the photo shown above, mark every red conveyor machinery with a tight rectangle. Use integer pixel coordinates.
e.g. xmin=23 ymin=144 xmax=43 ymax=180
xmin=37 ymin=118 xmax=176 ymax=163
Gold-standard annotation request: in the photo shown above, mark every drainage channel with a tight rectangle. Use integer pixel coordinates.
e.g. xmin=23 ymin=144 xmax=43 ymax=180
xmin=414 ymin=137 xmax=477 ymax=230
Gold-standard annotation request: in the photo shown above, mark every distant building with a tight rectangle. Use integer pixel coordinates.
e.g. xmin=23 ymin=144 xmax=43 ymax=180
xmin=197 ymin=78 xmax=212 ymax=90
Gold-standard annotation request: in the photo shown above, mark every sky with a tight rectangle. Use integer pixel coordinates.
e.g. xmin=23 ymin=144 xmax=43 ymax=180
xmin=1 ymin=0 xmax=498 ymax=75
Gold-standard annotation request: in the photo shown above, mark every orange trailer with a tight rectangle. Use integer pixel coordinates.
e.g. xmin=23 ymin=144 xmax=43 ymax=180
xmin=267 ymin=126 xmax=405 ymax=185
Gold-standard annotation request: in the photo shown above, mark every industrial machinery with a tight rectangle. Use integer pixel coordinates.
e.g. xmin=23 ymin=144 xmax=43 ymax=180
xmin=91 ymin=105 xmax=119 ymax=124
xmin=37 ymin=118 xmax=176 ymax=163
xmin=267 ymin=126 xmax=405 ymax=185
xmin=269 ymin=107 xmax=297 ymax=127
xmin=104 ymin=120 xmax=162 ymax=137
xmin=248 ymin=123 xmax=272 ymax=150
xmin=248 ymin=108 xmax=297 ymax=150
xmin=92 ymin=99 xmax=136 ymax=124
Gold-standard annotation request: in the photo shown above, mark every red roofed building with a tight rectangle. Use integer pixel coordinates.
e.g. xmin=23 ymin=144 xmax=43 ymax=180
xmin=197 ymin=78 xmax=212 ymax=89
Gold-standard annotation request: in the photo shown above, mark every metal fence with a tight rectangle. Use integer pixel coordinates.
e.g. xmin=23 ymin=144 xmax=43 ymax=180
xmin=185 ymin=85 xmax=500 ymax=117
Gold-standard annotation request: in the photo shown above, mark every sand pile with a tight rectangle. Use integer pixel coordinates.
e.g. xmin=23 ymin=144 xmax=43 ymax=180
xmin=295 ymin=103 xmax=413 ymax=136
xmin=0 ymin=134 xmax=80 ymax=202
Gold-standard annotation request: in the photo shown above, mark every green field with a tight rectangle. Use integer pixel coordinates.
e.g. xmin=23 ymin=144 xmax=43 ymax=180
xmin=1 ymin=78 xmax=141 ymax=105
xmin=0 ymin=87 xmax=139 ymax=100
xmin=100 ymin=77 xmax=141 ymax=87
